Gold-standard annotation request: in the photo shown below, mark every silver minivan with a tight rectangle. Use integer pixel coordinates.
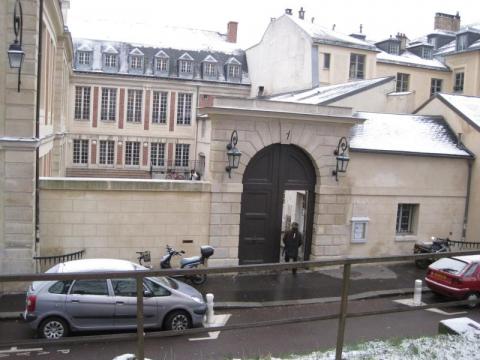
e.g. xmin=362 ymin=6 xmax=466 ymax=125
xmin=23 ymin=259 xmax=207 ymax=339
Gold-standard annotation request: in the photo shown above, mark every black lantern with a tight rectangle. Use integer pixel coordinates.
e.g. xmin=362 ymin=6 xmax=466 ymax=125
xmin=7 ymin=0 xmax=24 ymax=92
xmin=226 ymin=130 xmax=241 ymax=178
xmin=332 ymin=137 xmax=350 ymax=181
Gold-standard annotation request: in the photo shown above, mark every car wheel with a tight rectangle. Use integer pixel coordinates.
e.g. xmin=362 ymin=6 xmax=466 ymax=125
xmin=466 ymin=293 xmax=479 ymax=308
xmin=414 ymin=259 xmax=430 ymax=269
xmin=190 ymin=274 xmax=207 ymax=285
xmin=164 ymin=310 xmax=191 ymax=331
xmin=39 ymin=317 xmax=69 ymax=339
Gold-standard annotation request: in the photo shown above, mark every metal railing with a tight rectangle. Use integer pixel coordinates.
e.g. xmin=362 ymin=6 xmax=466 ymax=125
xmin=2 ymin=249 xmax=480 ymax=360
xmin=150 ymin=160 xmax=204 ymax=180
xmin=33 ymin=249 xmax=85 ymax=271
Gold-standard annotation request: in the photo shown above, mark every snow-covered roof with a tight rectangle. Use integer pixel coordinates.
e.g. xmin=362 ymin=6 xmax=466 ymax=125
xmin=377 ymin=50 xmax=449 ymax=71
xmin=286 ymin=15 xmax=378 ymax=51
xmin=433 ymin=24 xmax=480 ymax=56
xmin=46 ymin=259 xmax=148 ymax=273
xmin=203 ymin=54 xmax=218 ymax=63
xmin=129 ymin=48 xmax=144 ymax=56
xmin=269 ymin=77 xmax=394 ymax=105
xmin=436 ymin=93 xmax=480 ymax=131
xmin=155 ymin=50 xmax=169 ymax=58
xmin=350 ymin=112 xmax=471 ymax=158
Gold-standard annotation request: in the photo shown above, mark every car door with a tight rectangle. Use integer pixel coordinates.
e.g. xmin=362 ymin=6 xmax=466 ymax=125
xmin=65 ymin=279 xmax=115 ymax=330
xmin=111 ymin=278 xmax=158 ymax=328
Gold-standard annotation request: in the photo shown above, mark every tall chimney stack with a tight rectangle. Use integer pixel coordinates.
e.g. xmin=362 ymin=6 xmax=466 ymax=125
xmin=298 ymin=7 xmax=305 ymax=20
xmin=396 ymin=33 xmax=408 ymax=51
xmin=227 ymin=21 xmax=238 ymax=43
xmin=285 ymin=8 xmax=292 ymax=15
xmin=434 ymin=12 xmax=461 ymax=32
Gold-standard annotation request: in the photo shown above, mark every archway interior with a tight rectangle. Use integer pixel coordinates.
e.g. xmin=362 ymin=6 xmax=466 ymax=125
xmin=239 ymin=144 xmax=316 ymax=264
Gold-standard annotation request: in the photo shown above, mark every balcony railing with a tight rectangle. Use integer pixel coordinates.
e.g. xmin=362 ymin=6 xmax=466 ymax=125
xmin=150 ymin=159 xmax=204 ymax=180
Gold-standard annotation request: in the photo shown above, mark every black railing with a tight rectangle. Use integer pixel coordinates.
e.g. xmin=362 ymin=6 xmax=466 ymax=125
xmin=33 ymin=249 xmax=85 ymax=270
xmin=150 ymin=160 xmax=204 ymax=180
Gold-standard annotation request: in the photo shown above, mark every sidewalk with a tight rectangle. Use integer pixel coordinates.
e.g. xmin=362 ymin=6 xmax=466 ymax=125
xmin=0 ymin=261 xmax=427 ymax=319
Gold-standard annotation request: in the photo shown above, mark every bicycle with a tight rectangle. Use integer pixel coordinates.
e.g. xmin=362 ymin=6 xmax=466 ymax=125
xmin=136 ymin=250 xmax=152 ymax=269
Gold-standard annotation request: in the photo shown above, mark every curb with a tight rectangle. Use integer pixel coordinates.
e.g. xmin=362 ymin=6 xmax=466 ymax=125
xmin=0 ymin=312 xmax=22 ymax=320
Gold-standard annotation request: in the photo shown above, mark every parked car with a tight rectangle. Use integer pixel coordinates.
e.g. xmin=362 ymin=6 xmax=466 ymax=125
xmin=23 ymin=259 xmax=207 ymax=339
xmin=425 ymin=255 xmax=480 ymax=307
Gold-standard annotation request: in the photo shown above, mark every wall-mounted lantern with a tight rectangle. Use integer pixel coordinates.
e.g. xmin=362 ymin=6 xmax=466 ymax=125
xmin=226 ymin=130 xmax=241 ymax=178
xmin=7 ymin=0 xmax=24 ymax=92
xmin=332 ymin=136 xmax=350 ymax=181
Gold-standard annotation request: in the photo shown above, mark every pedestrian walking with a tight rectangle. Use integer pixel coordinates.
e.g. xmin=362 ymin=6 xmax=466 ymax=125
xmin=282 ymin=222 xmax=303 ymax=274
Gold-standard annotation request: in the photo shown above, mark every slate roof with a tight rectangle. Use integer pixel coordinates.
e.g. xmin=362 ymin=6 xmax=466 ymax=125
xmin=268 ymin=77 xmax=394 ymax=105
xmin=350 ymin=112 xmax=471 ymax=158
xmin=286 ymin=15 xmax=378 ymax=52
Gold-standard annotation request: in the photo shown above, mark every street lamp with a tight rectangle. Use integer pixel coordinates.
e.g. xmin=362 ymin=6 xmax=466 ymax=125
xmin=332 ymin=137 xmax=350 ymax=181
xmin=225 ymin=130 xmax=241 ymax=178
xmin=7 ymin=0 xmax=24 ymax=92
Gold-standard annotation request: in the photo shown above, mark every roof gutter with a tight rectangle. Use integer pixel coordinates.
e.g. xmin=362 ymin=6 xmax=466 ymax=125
xmin=462 ymin=158 xmax=474 ymax=240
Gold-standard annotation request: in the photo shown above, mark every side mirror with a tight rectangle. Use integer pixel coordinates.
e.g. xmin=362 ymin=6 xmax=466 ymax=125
xmin=143 ymin=289 xmax=153 ymax=297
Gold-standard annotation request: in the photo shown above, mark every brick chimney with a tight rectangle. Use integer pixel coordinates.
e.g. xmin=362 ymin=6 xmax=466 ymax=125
xmin=434 ymin=12 xmax=461 ymax=32
xmin=227 ymin=21 xmax=238 ymax=43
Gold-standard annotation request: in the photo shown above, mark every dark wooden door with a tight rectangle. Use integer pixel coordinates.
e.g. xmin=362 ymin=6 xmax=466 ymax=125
xmin=239 ymin=144 xmax=316 ymax=264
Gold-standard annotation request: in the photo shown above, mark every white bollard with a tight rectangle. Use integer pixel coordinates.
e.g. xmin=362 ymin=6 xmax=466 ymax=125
xmin=206 ymin=293 xmax=215 ymax=325
xmin=413 ymin=279 xmax=422 ymax=305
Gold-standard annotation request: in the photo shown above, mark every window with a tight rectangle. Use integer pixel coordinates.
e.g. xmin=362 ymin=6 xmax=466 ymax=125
xmin=428 ymin=37 xmax=437 ymax=49
xmin=177 ymin=93 xmax=192 ymax=125
xmin=204 ymin=62 xmax=216 ymax=77
xmin=351 ymin=217 xmax=369 ymax=243
xmin=323 ymin=53 xmax=331 ymax=69
xmin=144 ymin=279 xmax=170 ymax=297
xmin=78 ymin=51 xmax=91 ymax=65
xmin=396 ymin=204 xmax=418 ymax=234
xmin=151 ymin=143 xmax=165 ymax=166
xmin=99 ymin=140 xmax=115 ymax=165
xmin=175 ymin=144 xmax=190 ymax=167
xmin=73 ymin=139 xmax=89 ymax=164
xmin=101 ymin=88 xmax=117 ymax=121
xmin=127 ymin=89 xmax=143 ymax=123
xmin=179 ymin=60 xmax=193 ymax=74
xmin=74 ymin=86 xmax=90 ymax=120
xmin=349 ymin=54 xmax=365 ymax=79
xmin=387 ymin=43 xmax=399 ymax=55
xmin=421 ymin=47 xmax=433 ymax=59
xmin=227 ymin=64 xmax=241 ymax=78
xmin=457 ymin=34 xmax=468 ymax=51
xmin=396 ymin=73 xmax=410 ymax=92
xmin=70 ymin=280 xmax=109 ymax=296
xmin=111 ymin=278 xmax=142 ymax=297
xmin=430 ymin=78 xmax=442 ymax=96
xmin=454 ymin=72 xmax=464 ymax=92
xmin=152 ymin=91 xmax=168 ymax=124
xmin=156 ymin=58 xmax=168 ymax=72
xmin=49 ymin=281 xmax=72 ymax=294
xmin=130 ymin=56 xmax=143 ymax=69
xmin=125 ymin=141 xmax=140 ymax=166
xmin=104 ymin=54 xmax=117 ymax=67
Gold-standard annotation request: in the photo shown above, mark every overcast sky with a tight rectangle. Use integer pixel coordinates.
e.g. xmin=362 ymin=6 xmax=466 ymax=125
xmin=67 ymin=0 xmax=479 ymax=47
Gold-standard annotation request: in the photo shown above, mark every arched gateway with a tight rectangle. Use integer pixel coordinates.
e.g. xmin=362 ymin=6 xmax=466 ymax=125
xmin=239 ymin=144 xmax=316 ymax=264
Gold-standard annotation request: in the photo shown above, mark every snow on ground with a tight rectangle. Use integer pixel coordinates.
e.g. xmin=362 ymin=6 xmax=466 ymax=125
xmin=269 ymin=333 xmax=480 ymax=360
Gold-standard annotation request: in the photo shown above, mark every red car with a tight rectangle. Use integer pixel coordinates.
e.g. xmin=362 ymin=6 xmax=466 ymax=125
xmin=425 ymin=255 xmax=480 ymax=307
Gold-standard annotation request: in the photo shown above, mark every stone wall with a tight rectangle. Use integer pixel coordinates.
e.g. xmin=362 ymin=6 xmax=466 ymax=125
xmin=39 ymin=178 xmax=211 ymax=265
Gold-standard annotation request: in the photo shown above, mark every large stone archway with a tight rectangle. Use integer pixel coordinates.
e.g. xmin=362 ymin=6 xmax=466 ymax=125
xmin=239 ymin=144 xmax=316 ymax=264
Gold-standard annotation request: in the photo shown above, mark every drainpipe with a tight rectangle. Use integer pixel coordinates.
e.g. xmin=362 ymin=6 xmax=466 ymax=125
xmin=194 ymin=85 xmax=200 ymax=172
xmin=462 ymin=159 xmax=473 ymax=240
xmin=34 ymin=0 xmax=44 ymax=266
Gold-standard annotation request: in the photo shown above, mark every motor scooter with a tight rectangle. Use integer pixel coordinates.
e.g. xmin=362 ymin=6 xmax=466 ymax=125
xmin=413 ymin=237 xmax=451 ymax=269
xmin=160 ymin=245 xmax=214 ymax=285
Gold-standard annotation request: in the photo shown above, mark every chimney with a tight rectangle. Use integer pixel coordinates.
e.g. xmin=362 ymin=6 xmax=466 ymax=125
xmin=434 ymin=12 xmax=461 ymax=32
xmin=227 ymin=21 xmax=238 ymax=43
xmin=285 ymin=8 xmax=292 ymax=15
xmin=298 ymin=7 xmax=305 ymax=20
xmin=396 ymin=32 xmax=408 ymax=51
xmin=350 ymin=24 xmax=366 ymax=40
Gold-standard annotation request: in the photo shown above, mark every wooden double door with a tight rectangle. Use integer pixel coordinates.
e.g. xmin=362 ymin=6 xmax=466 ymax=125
xmin=239 ymin=144 xmax=316 ymax=264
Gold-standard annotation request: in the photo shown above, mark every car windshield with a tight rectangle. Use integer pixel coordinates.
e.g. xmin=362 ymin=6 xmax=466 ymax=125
xmin=430 ymin=258 xmax=468 ymax=275
xmin=149 ymin=276 xmax=178 ymax=290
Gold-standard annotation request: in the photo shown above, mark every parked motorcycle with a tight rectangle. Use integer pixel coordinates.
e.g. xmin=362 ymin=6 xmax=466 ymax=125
xmin=160 ymin=245 xmax=214 ymax=285
xmin=413 ymin=237 xmax=451 ymax=269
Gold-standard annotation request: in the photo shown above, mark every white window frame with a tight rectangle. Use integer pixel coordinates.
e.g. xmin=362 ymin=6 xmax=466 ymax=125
xmin=396 ymin=204 xmax=418 ymax=235
xmin=101 ymin=88 xmax=117 ymax=121
xmin=150 ymin=142 xmax=165 ymax=167
xmin=74 ymin=86 xmax=91 ymax=120
xmin=179 ymin=60 xmax=193 ymax=74
xmin=323 ymin=53 xmax=331 ymax=69
xmin=176 ymin=93 xmax=192 ymax=125
xmin=203 ymin=62 xmax=216 ymax=77
xmin=349 ymin=53 xmax=365 ymax=79
xmin=73 ymin=139 xmax=89 ymax=165
xmin=125 ymin=141 xmax=140 ymax=166
xmin=104 ymin=54 xmax=117 ymax=68
xmin=175 ymin=144 xmax=190 ymax=167
xmin=421 ymin=47 xmax=433 ymax=59
xmin=228 ymin=64 xmax=240 ymax=78
xmin=351 ymin=217 xmax=369 ymax=244
xmin=99 ymin=140 xmax=115 ymax=166
xmin=454 ymin=72 xmax=465 ymax=92
xmin=156 ymin=58 xmax=168 ymax=72
xmin=430 ymin=78 xmax=442 ymax=96
xmin=396 ymin=73 xmax=410 ymax=92
xmin=130 ymin=56 xmax=143 ymax=70
xmin=387 ymin=43 xmax=399 ymax=55
xmin=78 ymin=51 xmax=91 ymax=65
xmin=152 ymin=91 xmax=168 ymax=124
xmin=127 ymin=89 xmax=143 ymax=123
xmin=457 ymin=34 xmax=468 ymax=51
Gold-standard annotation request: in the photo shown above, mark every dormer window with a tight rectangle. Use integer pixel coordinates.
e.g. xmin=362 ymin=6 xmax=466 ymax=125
xmin=225 ymin=57 xmax=242 ymax=82
xmin=202 ymin=55 xmax=218 ymax=79
xmin=102 ymin=45 xmax=119 ymax=72
xmin=105 ymin=54 xmax=117 ymax=67
xmin=154 ymin=50 xmax=169 ymax=75
xmin=457 ymin=34 xmax=468 ymax=51
xmin=178 ymin=53 xmax=194 ymax=77
xmin=78 ymin=51 xmax=91 ymax=65
xmin=130 ymin=56 xmax=143 ymax=69
xmin=387 ymin=42 xmax=400 ymax=55
xmin=421 ymin=47 xmax=433 ymax=59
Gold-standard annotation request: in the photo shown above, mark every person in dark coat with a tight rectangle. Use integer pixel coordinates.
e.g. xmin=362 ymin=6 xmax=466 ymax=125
xmin=282 ymin=222 xmax=303 ymax=274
